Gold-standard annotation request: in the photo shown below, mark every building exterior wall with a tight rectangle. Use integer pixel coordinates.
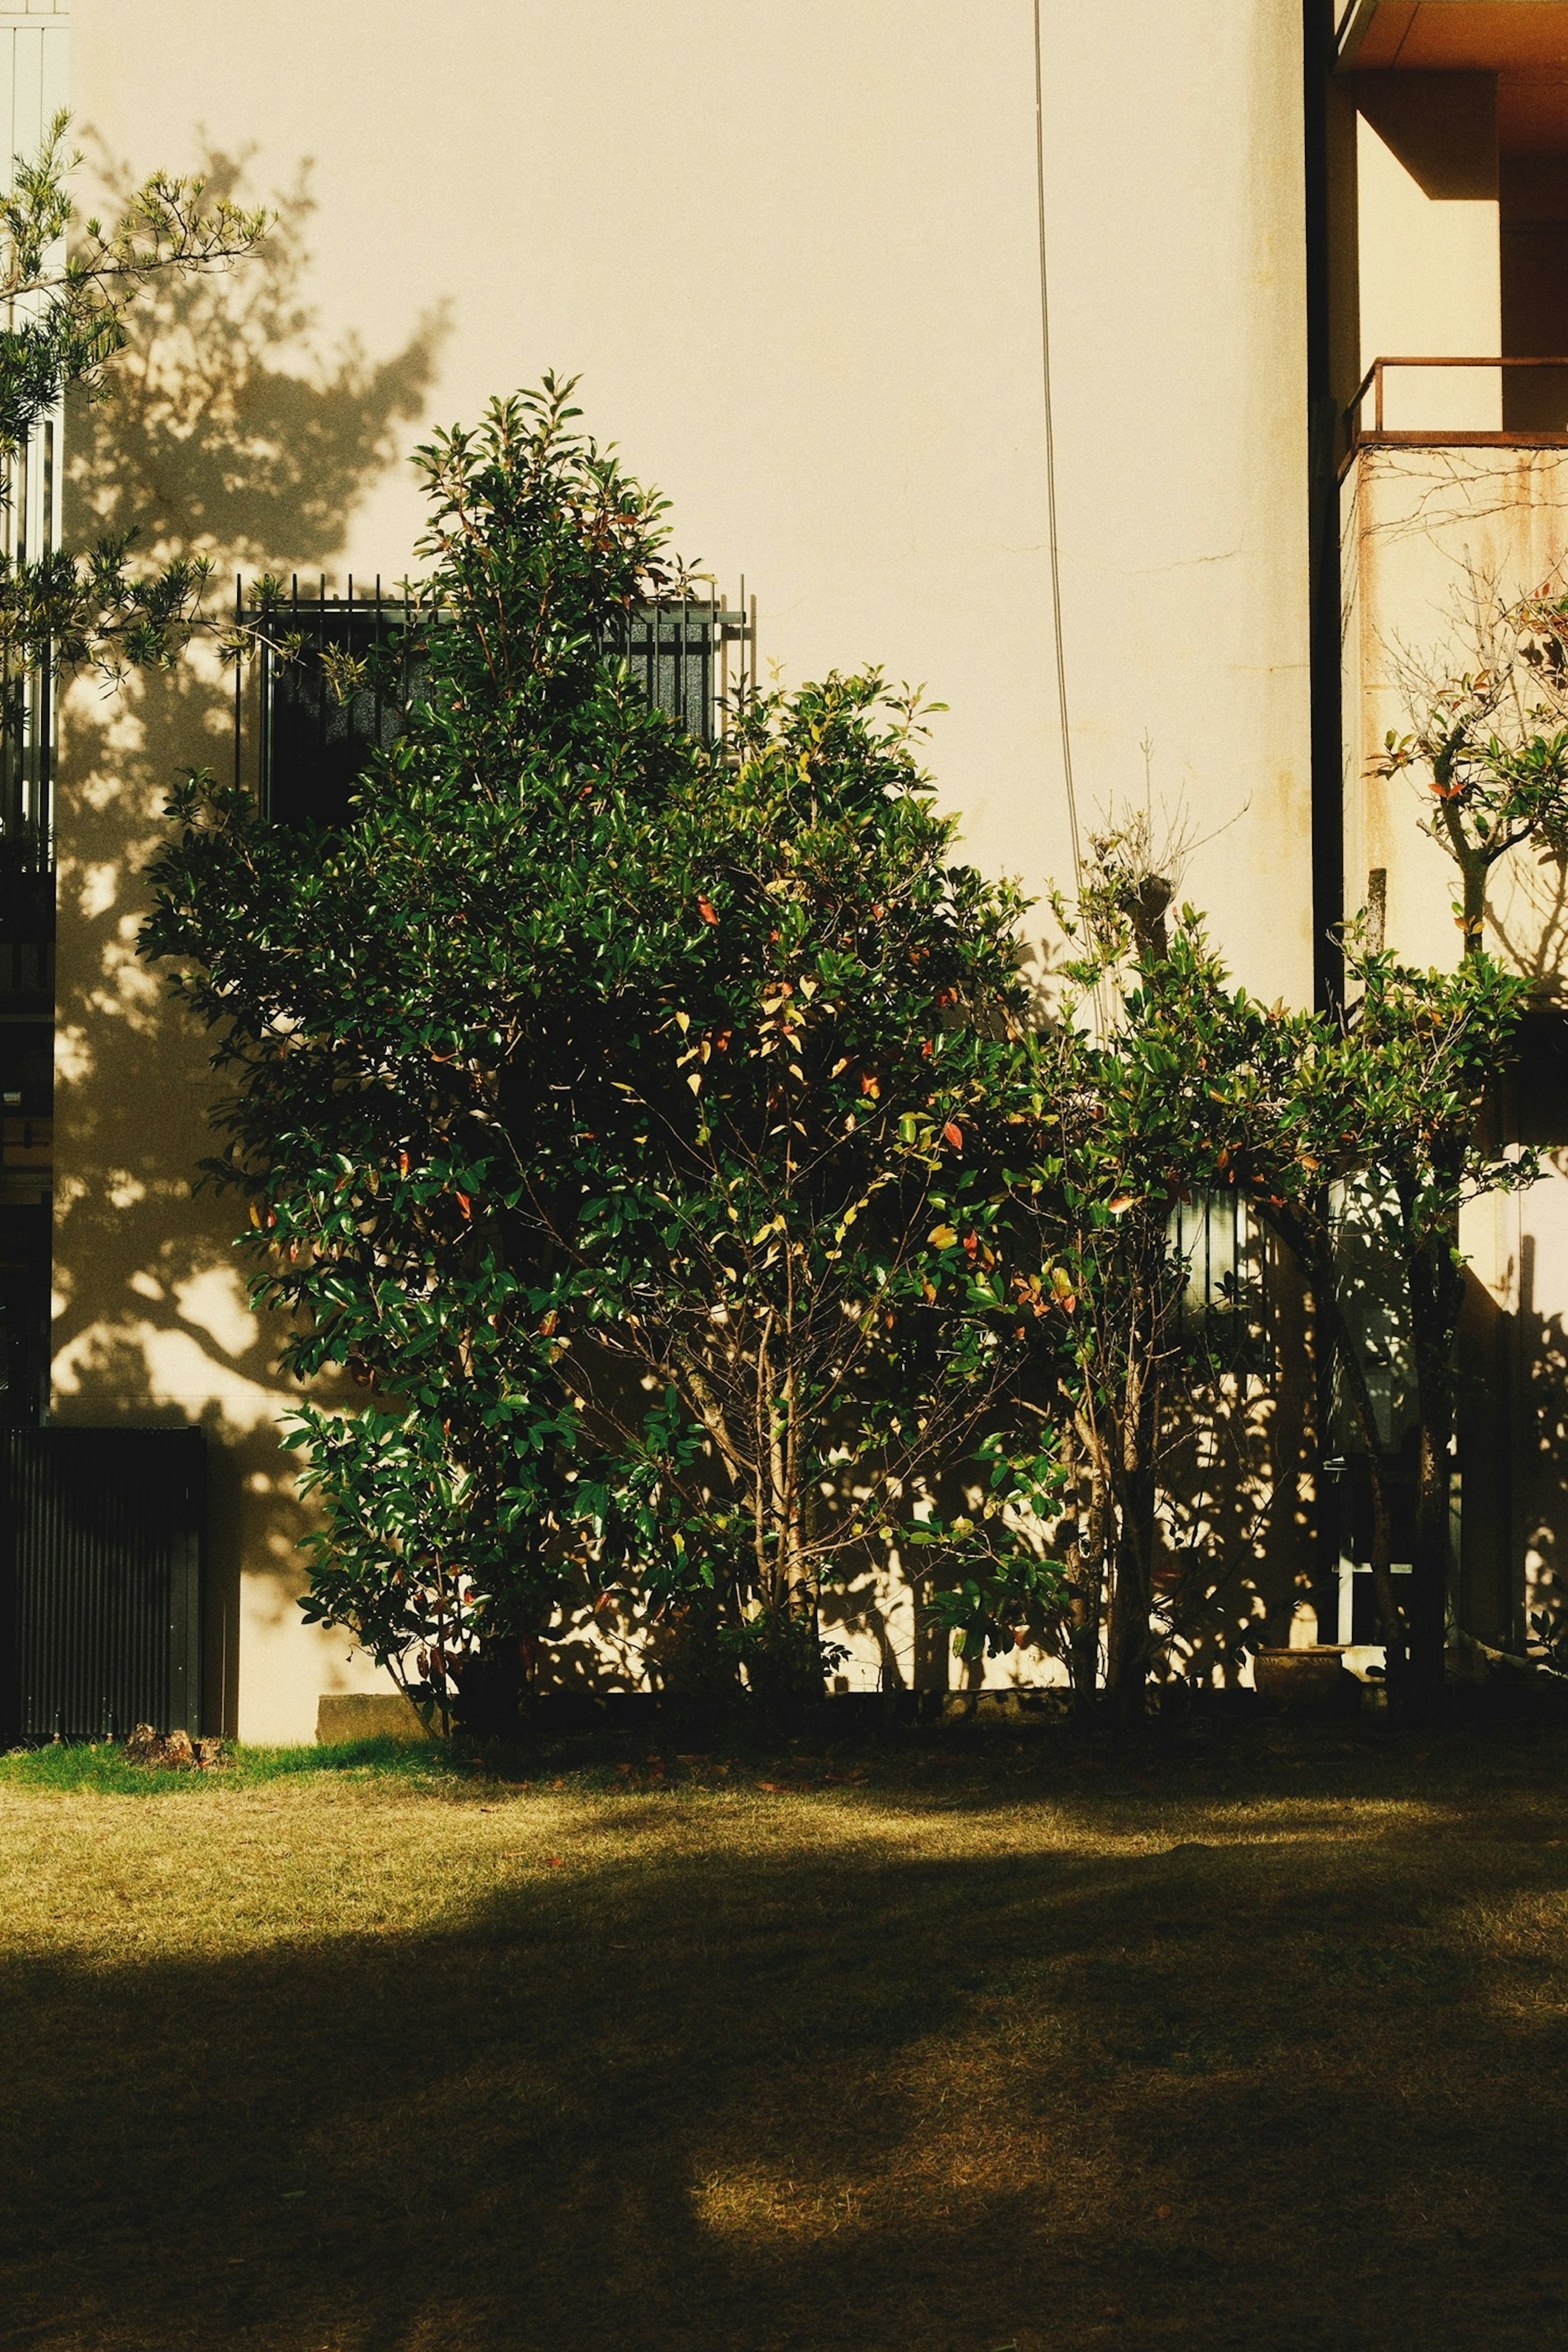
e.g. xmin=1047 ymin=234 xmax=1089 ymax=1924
xmin=46 ymin=0 xmax=1318 ymax=1732
xmin=1337 ymin=38 xmax=1568 ymax=1664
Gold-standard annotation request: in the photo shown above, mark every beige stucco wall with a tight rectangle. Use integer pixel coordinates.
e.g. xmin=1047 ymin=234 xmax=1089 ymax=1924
xmin=56 ymin=0 xmax=1318 ymax=1728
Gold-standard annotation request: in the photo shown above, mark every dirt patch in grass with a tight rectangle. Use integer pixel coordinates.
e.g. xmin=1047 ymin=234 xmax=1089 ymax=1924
xmin=2 ymin=1718 xmax=1567 ymax=2350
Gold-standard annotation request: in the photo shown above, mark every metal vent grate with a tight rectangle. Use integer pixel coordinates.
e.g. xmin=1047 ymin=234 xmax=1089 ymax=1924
xmin=1 ymin=1428 xmax=205 ymax=1743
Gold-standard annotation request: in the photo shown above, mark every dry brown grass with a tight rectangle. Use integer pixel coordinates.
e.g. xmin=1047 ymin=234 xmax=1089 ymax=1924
xmin=3 ymin=1718 xmax=1568 ymax=2350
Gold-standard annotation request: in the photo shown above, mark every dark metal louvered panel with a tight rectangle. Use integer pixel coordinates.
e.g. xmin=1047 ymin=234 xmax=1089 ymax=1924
xmin=1 ymin=1428 xmax=204 ymax=1742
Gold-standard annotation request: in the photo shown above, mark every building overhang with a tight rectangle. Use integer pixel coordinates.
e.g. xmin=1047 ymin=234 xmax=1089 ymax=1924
xmin=1337 ymin=4 xmax=1568 ymax=149
xmin=1339 ymin=2 xmax=1568 ymax=73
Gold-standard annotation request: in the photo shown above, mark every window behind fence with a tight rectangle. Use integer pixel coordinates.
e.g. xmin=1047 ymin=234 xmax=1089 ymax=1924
xmin=238 ymin=577 xmax=757 ymax=828
xmin=1168 ymin=1190 xmax=1270 ymax=1379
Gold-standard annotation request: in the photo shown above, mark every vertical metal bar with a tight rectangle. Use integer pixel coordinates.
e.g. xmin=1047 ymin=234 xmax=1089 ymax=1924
xmin=345 ymin=574 xmax=354 ymax=803
xmin=36 ymin=625 xmax=49 ymax=849
xmin=0 ymin=450 xmax=11 ymax=833
xmin=719 ymin=587 xmax=729 ymax=746
xmin=38 ymin=420 xmax=51 ymax=844
xmin=317 ymin=575 xmax=327 ymax=786
xmin=1374 ymin=360 xmax=1383 ymax=434
xmin=16 ymin=431 xmax=29 ymax=826
xmin=258 ymin=590 xmax=271 ymax=816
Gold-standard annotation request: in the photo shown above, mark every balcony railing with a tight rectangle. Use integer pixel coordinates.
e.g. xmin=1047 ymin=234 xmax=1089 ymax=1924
xmin=1347 ymin=355 xmax=1568 ymax=458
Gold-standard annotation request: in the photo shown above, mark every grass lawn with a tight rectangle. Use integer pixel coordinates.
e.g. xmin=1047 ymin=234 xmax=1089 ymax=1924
xmin=2 ymin=1715 xmax=1567 ymax=2352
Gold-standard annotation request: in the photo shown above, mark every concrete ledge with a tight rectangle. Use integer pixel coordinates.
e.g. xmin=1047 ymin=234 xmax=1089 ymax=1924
xmin=316 ymin=1692 xmax=433 ymax=1745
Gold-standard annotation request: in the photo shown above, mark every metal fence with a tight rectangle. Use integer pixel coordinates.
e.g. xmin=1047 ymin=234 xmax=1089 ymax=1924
xmin=0 ymin=837 xmax=52 ymax=1012
xmin=0 ymin=1427 xmax=205 ymax=1742
xmin=0 ymin=417 xmax=58 ymax=849
xmin=233 ymin=575 xmax=758 ymax=825
xmin=1169 ymin=1190 xmax=1270 ymax=1380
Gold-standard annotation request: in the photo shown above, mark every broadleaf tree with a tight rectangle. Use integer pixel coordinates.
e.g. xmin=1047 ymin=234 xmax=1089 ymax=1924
xmin=145 ymin=379 xmax=1069 ymax=1729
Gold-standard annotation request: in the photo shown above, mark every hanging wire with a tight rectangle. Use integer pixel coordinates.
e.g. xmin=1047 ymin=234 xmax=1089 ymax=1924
xmin=1033 ymin=0 xmax=1107 ymax=1038
xmin=1032 ymin=0 xmax=1083 ymax=903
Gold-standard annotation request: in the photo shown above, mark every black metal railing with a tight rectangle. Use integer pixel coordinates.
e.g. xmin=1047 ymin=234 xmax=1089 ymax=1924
xmin=600 ymin=594 xmax=754 ymax=744
xmin=0 ymin=416 xmax=58 ymax=849
xmin=0 ymin=423 xmax=60 ymax=1395
xmin=0 ymin=829 xmax=54 ymax=1017
xmin=231 ymin=575 xmax=757 ymax=827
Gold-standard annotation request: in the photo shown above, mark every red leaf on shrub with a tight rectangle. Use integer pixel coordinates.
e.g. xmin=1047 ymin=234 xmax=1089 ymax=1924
xmin=697 ymin=896 xmax=719 ymax=925
xmin=943 ymin=1121 xmax=963 ymax=1150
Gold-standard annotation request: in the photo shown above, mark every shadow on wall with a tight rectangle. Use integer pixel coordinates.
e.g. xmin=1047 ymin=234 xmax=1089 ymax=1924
xmin=1144 ymin=1229 xmax=1318 ymax=1688
xmin=52 ymin=143 xmax=446 ymax=1734
xmin=1490 ymin=851 xmax=1568 ymax=993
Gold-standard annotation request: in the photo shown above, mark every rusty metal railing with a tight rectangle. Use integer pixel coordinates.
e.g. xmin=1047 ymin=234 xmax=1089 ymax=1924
xmin=1347 ymin=355 xmax=1568 ymax=452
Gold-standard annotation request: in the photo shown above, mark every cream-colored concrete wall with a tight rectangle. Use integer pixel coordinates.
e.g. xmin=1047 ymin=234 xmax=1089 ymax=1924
xmin=58 ymin=0 xmax=1316 ymax=1724
xmin=71 ymin=0 xmax=1313 ymax=996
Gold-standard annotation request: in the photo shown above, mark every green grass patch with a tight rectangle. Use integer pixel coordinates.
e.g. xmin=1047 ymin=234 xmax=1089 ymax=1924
xmin=0 ymin=1734 xmax=466 ymax=1796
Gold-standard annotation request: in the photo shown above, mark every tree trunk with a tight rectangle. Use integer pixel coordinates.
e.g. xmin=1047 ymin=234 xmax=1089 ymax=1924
xmin=1105 ymin=1301 xmax=1160 ymax=1733
xmin=1405 ymin=1218 xmax=1464 ymax=1719
xmin=1059 ymin=1425 xmax=1105 ymax=1726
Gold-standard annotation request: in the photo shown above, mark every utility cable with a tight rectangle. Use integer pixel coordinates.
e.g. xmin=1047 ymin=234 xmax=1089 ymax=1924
xmin=1032 ymin=0 xmax=1083 ymax=903
xmin=1033 ymin=0 xmax=1105 ymax=1038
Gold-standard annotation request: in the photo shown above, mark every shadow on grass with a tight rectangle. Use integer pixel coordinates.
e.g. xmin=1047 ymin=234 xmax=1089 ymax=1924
xmin=4 ymin=1761 xmax=1568 ymax=2351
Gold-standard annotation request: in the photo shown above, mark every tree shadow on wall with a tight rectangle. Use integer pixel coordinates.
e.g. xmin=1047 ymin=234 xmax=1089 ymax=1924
xmin=1487 ymin=851 xmax=1568 ymax=995
xmin=52 ymin=141 xmax=447 ymax=1733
